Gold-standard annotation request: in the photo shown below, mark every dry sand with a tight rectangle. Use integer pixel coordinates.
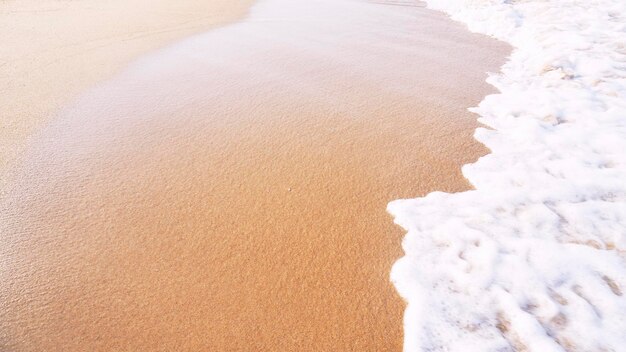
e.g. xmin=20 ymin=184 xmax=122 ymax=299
xmin=0 ymin=0 xmax=509 ymax=351
xmin=0 ymin=0 xmax=253 ymax=182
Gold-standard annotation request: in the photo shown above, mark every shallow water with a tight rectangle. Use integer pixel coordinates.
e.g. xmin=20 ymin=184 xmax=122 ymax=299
xmin=0 ymin=0 xmax=507 ymax=350
xmin=391 ymin=1 xmax=626 ymax=351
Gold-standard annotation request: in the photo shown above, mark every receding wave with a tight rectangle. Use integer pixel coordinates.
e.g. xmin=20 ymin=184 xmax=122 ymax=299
xmin=389 ymin=1 xmax=626 ymax=351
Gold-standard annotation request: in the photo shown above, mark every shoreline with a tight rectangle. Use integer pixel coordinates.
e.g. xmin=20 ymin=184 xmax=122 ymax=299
xmin=389 ymin=1 xmax=626 ymax=351
xmin=0 ymin=0 xmax=509 ymax=350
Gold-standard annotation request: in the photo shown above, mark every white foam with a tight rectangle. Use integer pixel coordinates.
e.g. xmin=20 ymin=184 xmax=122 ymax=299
xmin=388 ymin=1 xmax=626 ymax=351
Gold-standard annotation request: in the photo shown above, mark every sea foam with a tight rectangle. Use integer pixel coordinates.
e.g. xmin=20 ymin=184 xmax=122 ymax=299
xmin=388 ymin=1 xmax=626 ymax=351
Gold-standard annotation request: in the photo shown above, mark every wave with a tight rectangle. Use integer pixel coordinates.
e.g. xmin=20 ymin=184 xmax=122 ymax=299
xmin=388 ymin=1 xmax=626 ymax=351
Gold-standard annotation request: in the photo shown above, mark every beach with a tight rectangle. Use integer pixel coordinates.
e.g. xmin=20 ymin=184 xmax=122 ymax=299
xmin=391 ymin=1 xmax=626 ymax=351
xmin=0 ymin=0 xmax=254 ymax=184
xmin=0 ymin=0 xmax=509 ymax=351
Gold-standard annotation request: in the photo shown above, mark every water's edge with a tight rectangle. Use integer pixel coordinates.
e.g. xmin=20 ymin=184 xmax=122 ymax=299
xmin=389 ymin=1 xmax=626 ymax=351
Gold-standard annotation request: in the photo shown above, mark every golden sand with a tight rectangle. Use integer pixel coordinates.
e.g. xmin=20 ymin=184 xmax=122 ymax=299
xmin=0 ymin=1 xmax=509 ymax=350
xmin=0 ymin=0 xmax=254 ymax=183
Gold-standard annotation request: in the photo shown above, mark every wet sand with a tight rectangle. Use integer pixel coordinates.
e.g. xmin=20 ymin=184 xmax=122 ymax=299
xmin=0 ymin=0 xmax=509 ymax=351
xmin=0 ymin=0 xmax=253 ymax=183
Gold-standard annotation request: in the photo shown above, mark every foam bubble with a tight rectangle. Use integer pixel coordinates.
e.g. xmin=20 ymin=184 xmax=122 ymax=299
xmin=388 ymin=1 xmax=626 ymax=351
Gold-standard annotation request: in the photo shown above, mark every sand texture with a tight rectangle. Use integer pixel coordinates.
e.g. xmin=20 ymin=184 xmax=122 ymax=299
xmin=0 ymin=0 xmax=253 ymax=183
xmin=0 ymin=0 xmax=509 ymax=351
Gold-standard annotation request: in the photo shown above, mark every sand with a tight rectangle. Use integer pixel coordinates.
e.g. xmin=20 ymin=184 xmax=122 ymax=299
xmin=0 ymin=0 xmax=254 ymax=184
xmin=0 ymin=0 xmax=509 ymax=351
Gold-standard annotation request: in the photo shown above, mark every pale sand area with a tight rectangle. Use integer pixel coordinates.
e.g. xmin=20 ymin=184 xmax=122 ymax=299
xmin=0 ymin=0 xmax=509 ymax=351
xmin=0 ymin=0 xmax=253 ymax=183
